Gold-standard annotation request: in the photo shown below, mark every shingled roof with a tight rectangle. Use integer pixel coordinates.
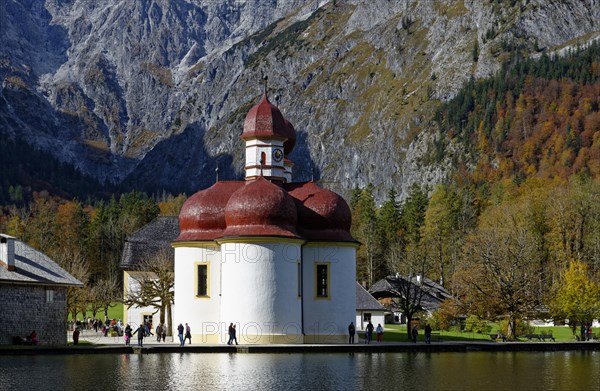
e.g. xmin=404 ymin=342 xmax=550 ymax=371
xmin=370 ymin=274 xmax=452 ymax=313
xmin=120 ymin=216 xmax=179 ymax=270
xmin=356 ymin=282 xmax=385 ymax=311
xmin=0 ymin=234 xmax=82 ymax=287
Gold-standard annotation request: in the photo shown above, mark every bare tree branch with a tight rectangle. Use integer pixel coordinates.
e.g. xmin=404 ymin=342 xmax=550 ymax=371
xmin=123 ymin=248 xmax=174 ymax=335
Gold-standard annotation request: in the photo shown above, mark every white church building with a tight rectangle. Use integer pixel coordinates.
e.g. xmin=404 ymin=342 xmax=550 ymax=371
xmin=123 ymin=93 xmax=358 ymax=344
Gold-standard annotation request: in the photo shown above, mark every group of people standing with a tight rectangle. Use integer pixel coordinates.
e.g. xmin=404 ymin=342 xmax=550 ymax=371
xmin=348 ymin=321 xmax=385 ymax=344
xmin=120 ymin=321 xmax=240 ymax=347
xmin=580 ymin=323 xmax=594 ymax=341
xmin=122 ymin=322 xmax=165 ymax=347
xmin=175 ymin=322 xmax=239 ymax=345
xmin=412 ymin=324 xmax=432 ymax=343
xmin=348 ymin=321 xmax=433 ymax=344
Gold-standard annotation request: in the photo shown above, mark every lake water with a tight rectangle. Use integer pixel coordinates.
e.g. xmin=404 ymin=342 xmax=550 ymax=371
xmin=1 ymin=351 xmax=599 ymax=390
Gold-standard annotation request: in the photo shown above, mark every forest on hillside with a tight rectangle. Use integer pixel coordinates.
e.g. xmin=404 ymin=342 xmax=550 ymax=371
xmin=433 ymin=40 xmax=600 ymax=183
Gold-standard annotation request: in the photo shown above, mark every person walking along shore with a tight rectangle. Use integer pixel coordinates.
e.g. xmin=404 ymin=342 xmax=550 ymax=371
xmin=365 ymin=321 xmax=374 ymax=344
xmin=227 ymin=323 xmax=238 ymax=345
xmin=133 ymin=324 xmax=144 ymax=347
xmin=185 ymin=323 xmax=192 ymax=345
xmin=177 ymin=323 xmax=185 ymax=346
xmin=155 ymin=323 xmax=163 ymax=342
xmin=376 ymin=323 xmax=384 ymax=342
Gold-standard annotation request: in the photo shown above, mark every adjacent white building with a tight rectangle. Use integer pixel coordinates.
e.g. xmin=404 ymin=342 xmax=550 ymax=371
xmin=355 ymin=282 xmax=386 ymax=331
xmin=121 ymin=216 xmax=179 ymax=331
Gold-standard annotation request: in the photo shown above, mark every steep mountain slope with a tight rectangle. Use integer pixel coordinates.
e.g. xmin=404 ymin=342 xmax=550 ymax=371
xmin=1 ymin=0 xmax=599 ymax=199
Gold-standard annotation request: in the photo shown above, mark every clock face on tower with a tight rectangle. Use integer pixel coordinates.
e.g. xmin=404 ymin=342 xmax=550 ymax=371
xmin=272 ymin=148 xmax=283 ymax=162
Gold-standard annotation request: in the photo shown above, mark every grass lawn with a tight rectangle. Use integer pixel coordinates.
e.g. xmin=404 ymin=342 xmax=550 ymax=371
xmin=535 ymin=325 xmax=577 ymax=341
xmin=68 ymin=302 xmax=124 ymax=322
xmin=377 ymin=324 xmax=579 ymax=342
xmin=379 ymin=324 xmax=489 ymax=342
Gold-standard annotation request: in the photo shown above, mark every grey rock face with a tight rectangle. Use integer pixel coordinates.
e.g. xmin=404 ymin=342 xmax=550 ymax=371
xmin=1 ymin=0 xmax=599 ymax=199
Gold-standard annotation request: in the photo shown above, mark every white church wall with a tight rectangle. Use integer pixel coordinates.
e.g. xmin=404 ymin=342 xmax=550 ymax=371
xmin=303 ymin=244 xmax=356 ymax=343
xmin=173 ymin=244 xmax=221 ymax=343
xmin=220 ymin=240 xmax=303 ymax=344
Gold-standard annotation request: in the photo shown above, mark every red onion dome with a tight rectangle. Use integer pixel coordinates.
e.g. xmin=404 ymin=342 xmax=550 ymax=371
xmin=177 ymin=181 xmax=244 ymax=241
xmin=241 ymin=94 xmax=288 ymax=140
xmin=286 ymin=182 xmax=355 ymax=242
xmin=223 ymin=177 xmax=300 ymax=238
xmin=282 ymin=119 xmax=297 ymax=155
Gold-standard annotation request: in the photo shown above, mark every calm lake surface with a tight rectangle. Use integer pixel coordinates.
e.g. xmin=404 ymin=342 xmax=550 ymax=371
xmin=1 ymin=351 xmax=599 ymax=390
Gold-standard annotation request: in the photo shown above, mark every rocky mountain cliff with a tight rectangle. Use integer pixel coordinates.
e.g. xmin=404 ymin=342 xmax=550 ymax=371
xmin=1 ymin=0 xmax=599 ymax=200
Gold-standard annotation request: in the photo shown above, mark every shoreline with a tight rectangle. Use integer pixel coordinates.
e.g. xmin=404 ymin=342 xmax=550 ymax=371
xmin=2 ymin=341 xmax=600 ymax=355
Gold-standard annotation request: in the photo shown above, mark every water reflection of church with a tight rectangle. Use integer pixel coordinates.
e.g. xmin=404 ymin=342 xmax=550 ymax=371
xmin=123 ymin=92 xmax=358 ymax=343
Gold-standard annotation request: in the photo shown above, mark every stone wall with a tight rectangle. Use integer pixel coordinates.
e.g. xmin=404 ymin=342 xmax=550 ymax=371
xmin=0 ymin=284 xmax=68 ymax=345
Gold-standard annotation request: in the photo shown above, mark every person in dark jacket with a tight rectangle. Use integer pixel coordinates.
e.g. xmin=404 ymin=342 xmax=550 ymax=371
xmin=228 ymin=323 xmax=239 ymax=345
xmin=72 ymin=327 xmax=80 ymax=345
xmin=424 ymin=324 xmax=432 ymax=344
xmin=348 ymin=322 xmax=356 ymax=344
xmin=227 ymin=323 xmax=235 ymax=345
xmin=365 ymin=321 xmax=374 ymax=344
xmin=155 ymin=323 xmax=163 ymax=342
xmin=124 ymin=324 xmax=132 ymax=345
xmin=132 ymin=324 xmax=144 ymax=347
xmin=177 ymin=323 xmax=185 ymax=346
xmin=185 ymin=323 xmax=192 ymax=345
